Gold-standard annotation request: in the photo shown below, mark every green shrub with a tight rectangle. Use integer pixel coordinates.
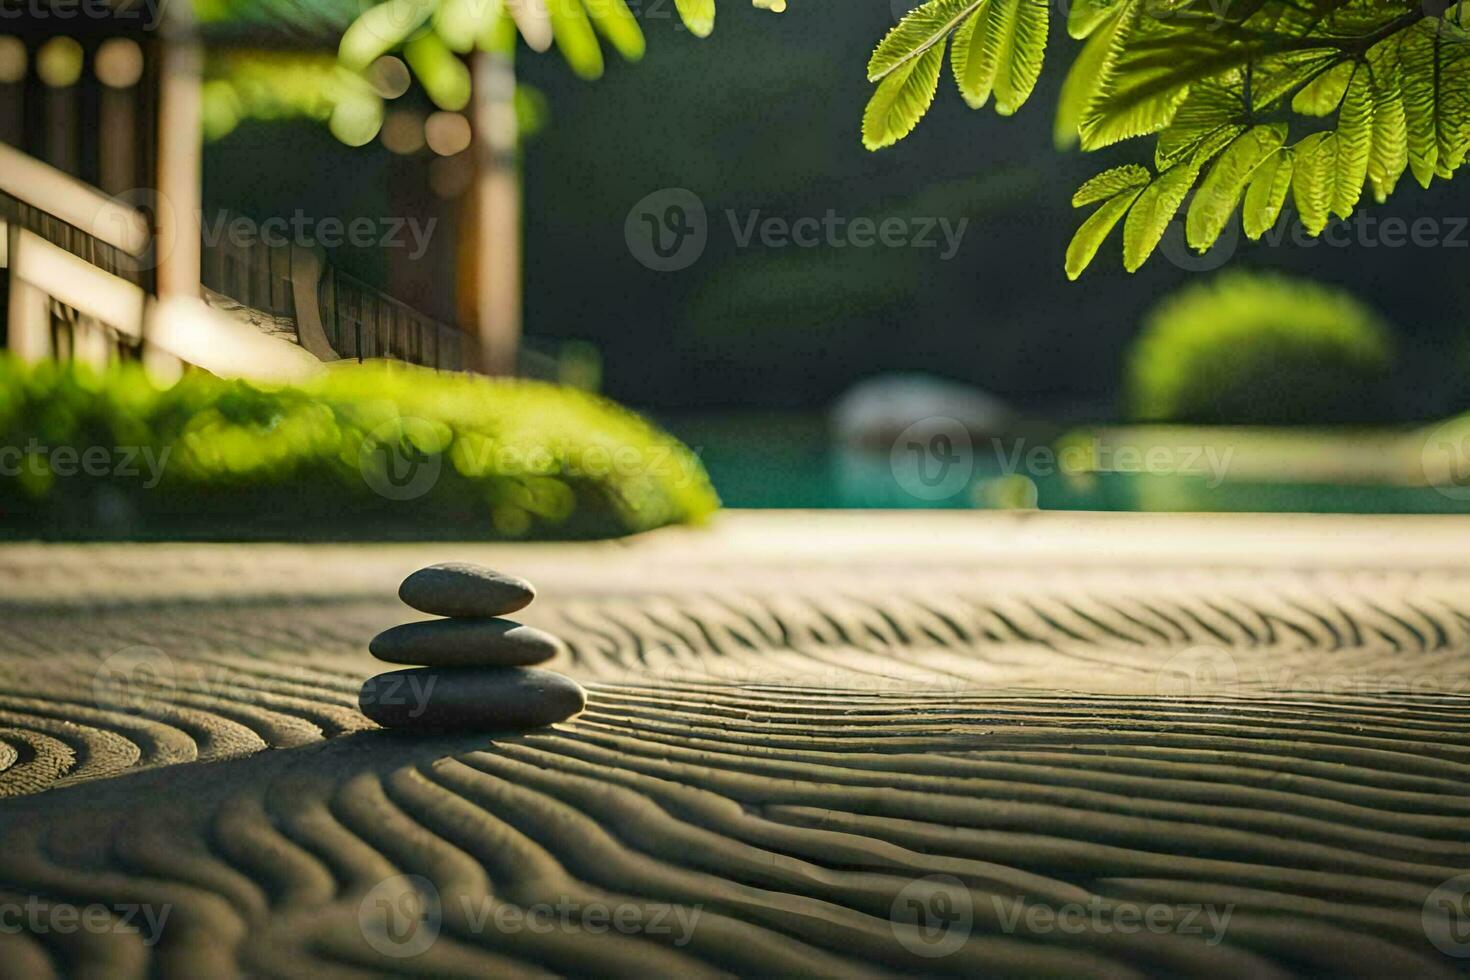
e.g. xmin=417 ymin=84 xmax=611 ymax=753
xmin=1125 ymin=272 xmax=1394 ymax=425
xmin=0 ymin=357 xmax=719 ymax=540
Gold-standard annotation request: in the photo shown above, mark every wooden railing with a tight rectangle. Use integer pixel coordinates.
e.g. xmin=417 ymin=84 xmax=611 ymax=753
xmin=197 ymin=209 xmax=479 ymax=373
xmin=317 ymin=265 xmax=478 ymax=372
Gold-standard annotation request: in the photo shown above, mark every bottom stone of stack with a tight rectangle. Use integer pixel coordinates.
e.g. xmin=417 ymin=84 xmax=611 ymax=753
xmin=359 ymin=666 xmax=587 ymax=731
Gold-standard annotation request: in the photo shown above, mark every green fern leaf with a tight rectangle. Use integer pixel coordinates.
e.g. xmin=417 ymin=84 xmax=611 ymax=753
xmin=1186 ymin=123 xmax=1287 ymax=252
xmin=1155 ymin=81 xmax=1244 ymax=169
xmin=863 ymin=44 xmax=946 ymax=150
xmin=1438 ymin=15 xmax=1470 ymax=175
xmin=1366 ymin=51 xmax=1408 ymax=203
xmin=1291 ymin=131 xmax=1337 ymax=236
xmin=403 ymin=30 xmax=472 ymax=108
xmin=1066 ymin=188 xmax=1142 ymax=280
xmin=1122 ymin=160 xmax=1199 ymax=272
xmin=673 ymin=0 xmax=715 ymax=38
xmin=996 ymin=0 xmax=1048 ymax=115
xmin=1243 ymin=147 xmax=1294 ymax=240
xmin=1078 ymin=18 xmax=1237 ymax=151
xmin=952 ymin=0 xmax=1048 ymax=113
xmin=545 ymin=0 xmax=603 ymax=79
xmin=951 ymin=6 xmax=999 ymax=109
xmin=340 ymin=0 xmax=435 ymax=70
xmin=1073 ymin=164 xmax=1151 ymax=207
xmin=434 ymin=0 xmax=494 ymax=52
xmin=1291 ymin=60 xmax=1353 ymax=116
xmin=1067 ymin=0 xmax=1121 ymax=40
xmin=870 ymin=0 xmax=986 ymax=82
xmin=1332 ymin=63 xmax=1373 ymax=218
xmin=584 ymin=0 xmax=645 ymax=61
xmin=1054 ymin=8 xmax=1126 ymax=148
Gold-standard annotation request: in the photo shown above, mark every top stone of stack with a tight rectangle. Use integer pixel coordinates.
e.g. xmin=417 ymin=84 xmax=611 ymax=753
xmin=398 ymin=562 xmax=537 ymax=618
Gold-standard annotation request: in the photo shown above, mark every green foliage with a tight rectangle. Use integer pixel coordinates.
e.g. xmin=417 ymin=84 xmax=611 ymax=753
xmin=1125 ymin=272 xmax=1395 ymax=425
xmin=203 ymin=51 xmax=384 ymax=145
xmin=0 ymin=358 xmax=718 ymax=541
xmin=203 ymin=50 xmax=547 ymax=143
xmin=861 ymin=0 xmax=1470 ymax=274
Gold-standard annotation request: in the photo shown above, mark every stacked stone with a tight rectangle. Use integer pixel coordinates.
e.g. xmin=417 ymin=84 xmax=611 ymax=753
xmin=358 ymin=562 xmax=586 ymax=731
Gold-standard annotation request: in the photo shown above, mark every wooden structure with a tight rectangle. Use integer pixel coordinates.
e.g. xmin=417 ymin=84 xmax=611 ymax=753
xmin=0 ymin=0 xmax=515 ymax=378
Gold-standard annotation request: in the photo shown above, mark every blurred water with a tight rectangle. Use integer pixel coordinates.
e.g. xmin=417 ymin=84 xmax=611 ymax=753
xmin=667 ymin=414 xmax=1470 ymax=514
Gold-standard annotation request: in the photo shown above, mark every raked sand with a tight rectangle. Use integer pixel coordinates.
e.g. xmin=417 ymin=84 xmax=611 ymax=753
xmin=0 ymin=511 xmax=1466 ymax=976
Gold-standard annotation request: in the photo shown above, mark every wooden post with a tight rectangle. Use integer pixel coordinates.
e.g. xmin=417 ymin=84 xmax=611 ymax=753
xmin=153 ymin=30 xmax=202 ymax=301
xmin=469 ymin=47 xmax=521 ymax=376
xmin=7 ymin=225 xmax=50 ymax=362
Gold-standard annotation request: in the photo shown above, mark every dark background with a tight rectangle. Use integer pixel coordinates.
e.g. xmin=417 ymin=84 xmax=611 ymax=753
xmin=204 ymin=5 xmax=1470 ymax=423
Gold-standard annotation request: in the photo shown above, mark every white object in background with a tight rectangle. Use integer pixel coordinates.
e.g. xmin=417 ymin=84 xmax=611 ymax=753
xmin=831 ymin=373 xmax=1018 ymax=449
xmin=144 ymin=295 xmax=323 ymax=383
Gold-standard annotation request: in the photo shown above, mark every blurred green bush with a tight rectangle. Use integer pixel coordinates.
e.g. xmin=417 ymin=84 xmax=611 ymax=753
xmin=1125 ymin=272 xmax=1395 ymax=425
xmin=0 ymin=357 xmax=719 ymax=540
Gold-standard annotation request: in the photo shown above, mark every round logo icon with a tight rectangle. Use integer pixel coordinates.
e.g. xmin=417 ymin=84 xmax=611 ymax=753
xmin=625 ymin=188 xmax=707 ymax=272
xmin=93 ymin=187 xmax=177 ymax=274
xmin=891 ymin=417 xmax=974 ymax=502
xmin=1155 ymin=645 xmax=1240 ymax=698
xmin=1424 ymin=872 xmax=1470 ymax=958
xmin=358 ymin=416 xmax=448 ymax=501
xmin=891 ymin=874 xmax=973 ymax=958
xmin=1420 ymin=419 xmax=1470 ymax=502
xmin=1158 ymin=193 xmax=1240 ymax=274
xmin=359 ymin=874 xmax=442 ymax=959
xmin=93 ymin=645 xmax=176 ymax=713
